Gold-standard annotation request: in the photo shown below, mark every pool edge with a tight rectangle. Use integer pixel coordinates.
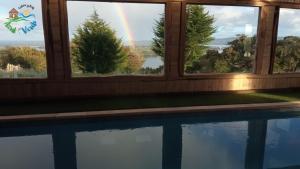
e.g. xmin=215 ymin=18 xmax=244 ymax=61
xmin=1 ymin=101 xmax=300 ymax=122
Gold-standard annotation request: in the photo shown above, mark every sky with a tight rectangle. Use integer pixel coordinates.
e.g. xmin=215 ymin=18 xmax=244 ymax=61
xmin=277 ymin=8 xmax=300 ymax=37
xmin=0 ymin=1 xmax=300 ymax=42
xmin=67 ymin=2 xmax=261 ymax=43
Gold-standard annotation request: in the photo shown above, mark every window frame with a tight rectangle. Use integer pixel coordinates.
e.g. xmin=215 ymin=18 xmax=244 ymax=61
xmin=179 ymin=1 xmax=263 ymax=79
xmin=270 ymin=6 xmax=300 ymax=75
xmin=61 ymin=0 xmax=169 ymax=81
xmin=0 ymin=0 xmax=54 ymax=81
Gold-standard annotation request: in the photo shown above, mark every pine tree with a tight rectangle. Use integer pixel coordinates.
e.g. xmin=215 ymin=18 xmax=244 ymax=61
xmin=152 ymin=5 xmax=215 ymax=72
xmin=72 ymin=11 xmax=126 ymax=74
xmin=185 ymin=5 xmax=215 ymax=70
xmin=152 ymin=15 xmax=165 ymax=59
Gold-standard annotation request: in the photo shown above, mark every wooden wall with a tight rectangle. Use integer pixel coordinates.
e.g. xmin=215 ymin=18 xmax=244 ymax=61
xmin=1 ymin=0 xmax=300 ymax=100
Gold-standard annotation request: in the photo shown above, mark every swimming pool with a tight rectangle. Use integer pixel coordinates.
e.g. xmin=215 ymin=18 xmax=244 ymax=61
xmin=1 ymin=108 xmax=300 ymax=169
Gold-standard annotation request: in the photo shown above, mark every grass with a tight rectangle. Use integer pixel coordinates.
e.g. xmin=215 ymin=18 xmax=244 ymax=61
xmin=1 ymin=90 xmax=300 ymax=116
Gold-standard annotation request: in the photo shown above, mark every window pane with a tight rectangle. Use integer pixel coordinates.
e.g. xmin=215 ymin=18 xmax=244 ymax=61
xmin=273 ymin=8 xmax=300 ymax=73
xmin=182 ymin=122 xmax=248 ymax=169
xmin=0 ymin=1 xmax=47 ymax=78
xmin=67 ymin=2 xmax=165 ymax=77
xmin=184 ymin=5 xmax=259 ymax=74
xmin=76 ymin=127 xmax=163 ymax=169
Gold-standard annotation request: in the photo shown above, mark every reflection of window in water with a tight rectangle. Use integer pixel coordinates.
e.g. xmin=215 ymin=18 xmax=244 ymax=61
xmin=264 ymin=118 xmax=300 ymax=169
xmin=0 ymin=135 xmax=54 ymax=169
xmin=181 ymin=122 xmax=248 ymax=169
xmin=76 ymin=127 xmax=163 ymax=169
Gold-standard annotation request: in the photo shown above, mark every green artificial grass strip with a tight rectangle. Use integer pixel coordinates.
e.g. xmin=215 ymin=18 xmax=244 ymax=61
xmin=1 ymin=91 xmax=300 ymax=116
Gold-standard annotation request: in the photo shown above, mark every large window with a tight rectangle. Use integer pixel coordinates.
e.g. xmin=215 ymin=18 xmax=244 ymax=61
xmin=67 ymin=1 xmax=165 ymax=77
xmin=0 ymin=0 xmax=47 ymax=78
xmin=273 ymin=8 xmax=300 ymax=73
xmin=184 ymin=5 xmax=259 ymax=74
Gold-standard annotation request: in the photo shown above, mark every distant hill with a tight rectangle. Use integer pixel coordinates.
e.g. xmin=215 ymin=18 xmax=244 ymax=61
xmin=209 ymin=38 xmax=235 ymax=46
xmin=130 ymin=38 xmax=236 ymax=47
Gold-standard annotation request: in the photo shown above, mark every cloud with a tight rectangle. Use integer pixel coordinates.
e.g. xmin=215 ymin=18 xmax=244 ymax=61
xmin=203 ymin=5 xmax=259 ymax=38
xmin=277 ymin=8 xmax=300 ymax=37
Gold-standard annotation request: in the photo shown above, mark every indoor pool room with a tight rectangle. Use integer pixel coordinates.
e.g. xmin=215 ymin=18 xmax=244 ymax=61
xmin=1 ymin=0 xmax=300 ymax=169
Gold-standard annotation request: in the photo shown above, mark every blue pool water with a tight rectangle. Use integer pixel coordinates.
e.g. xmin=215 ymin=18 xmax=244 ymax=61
xmin=1 ymin=109 xmax=300 ymax=169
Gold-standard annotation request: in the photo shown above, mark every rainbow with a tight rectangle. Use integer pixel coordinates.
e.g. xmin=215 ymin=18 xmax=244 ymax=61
xmin=114 ymin=3 xmax=135 ymax=48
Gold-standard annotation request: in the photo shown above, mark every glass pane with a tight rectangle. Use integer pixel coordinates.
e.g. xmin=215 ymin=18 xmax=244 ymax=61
xmin=264 ymin=118 xmax=300 ymax=169
xmin=67 ymin=2 xmax=165 ymax=77
xmin=76 ymin=127 xmax=163 ymax=169
xmin=184 ymin=5 xmax=259 ymax=74
xmin=0 ymin=1 xmax=47 ymax=78
xmin=0 ymin=135 xmax=54 ymax=169
xmin=273 ymin=8 xmax=300 ymax=73
xmin=182 ymin=122 xmax=248 ymax=169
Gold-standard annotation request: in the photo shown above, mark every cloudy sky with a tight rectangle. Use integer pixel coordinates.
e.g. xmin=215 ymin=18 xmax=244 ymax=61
xmin=0 ymin=1 xmax=299 ymax=42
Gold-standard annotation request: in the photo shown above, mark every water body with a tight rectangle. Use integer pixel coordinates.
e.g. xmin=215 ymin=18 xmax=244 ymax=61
xmin=1 ymin=109 xmax=300 ymax=169
xmin=143 ymin=56 xmax=163 ymax=69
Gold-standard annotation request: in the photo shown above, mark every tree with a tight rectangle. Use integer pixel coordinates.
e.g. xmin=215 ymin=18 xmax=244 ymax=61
xmin=152 ymin=15 xmax=165 ymax=59
xmin=123 ymin=47 xmax=144 ymax=73
xmin=152 ymin=5 xmax=215 ymax=72
xmin=72 ymin=11 xmax=126 ymax=74
xmin=185 ymin=35 xmax=257 ymax=73
xmin=274 ymin=36 xmax=300 ymax=73
xmin=219 ymin=35 xmax=256 ymax=73
xmin=0 ymin=47 xmax=46 ymax=72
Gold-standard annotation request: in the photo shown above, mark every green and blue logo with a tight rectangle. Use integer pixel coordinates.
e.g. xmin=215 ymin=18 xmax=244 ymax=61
xmin=4 ymin=4 xmax=37 ymax=34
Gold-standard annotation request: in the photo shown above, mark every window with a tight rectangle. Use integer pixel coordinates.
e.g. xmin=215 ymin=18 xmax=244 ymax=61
xmin=273 ymin=8 xmax=300 ymax=73
xmin=184 ymin=5 xmax=259 ymax=74
xmin=67 ymin=1 xmax=165 ymax=77
xmin=0 ymin=0 xmax=47 ymax=78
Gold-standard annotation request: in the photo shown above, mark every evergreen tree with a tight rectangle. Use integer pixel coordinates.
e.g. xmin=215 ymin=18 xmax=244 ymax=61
xmin=72 ymin=11 xmax=126 ymax=74
xmin=152 ymin=15 xmax=165 ymax=59
xmin=185 ymin=5 xmax=216 ymax=70
xmin=152 ymin=5 xmax=215 ymax=72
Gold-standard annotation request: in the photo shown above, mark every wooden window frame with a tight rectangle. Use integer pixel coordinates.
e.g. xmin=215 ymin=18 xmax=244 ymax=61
xmin=270 ymin=5 xmax=300 ymax=75
xmin=0 ymin=0 xmax=54 ymax=82
xmin=60 ymin=0 xmax=170 ymax=82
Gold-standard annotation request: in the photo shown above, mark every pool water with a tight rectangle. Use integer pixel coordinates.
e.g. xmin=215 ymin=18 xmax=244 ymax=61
xmin=1 ymin=109 xmax=300 ymax=169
